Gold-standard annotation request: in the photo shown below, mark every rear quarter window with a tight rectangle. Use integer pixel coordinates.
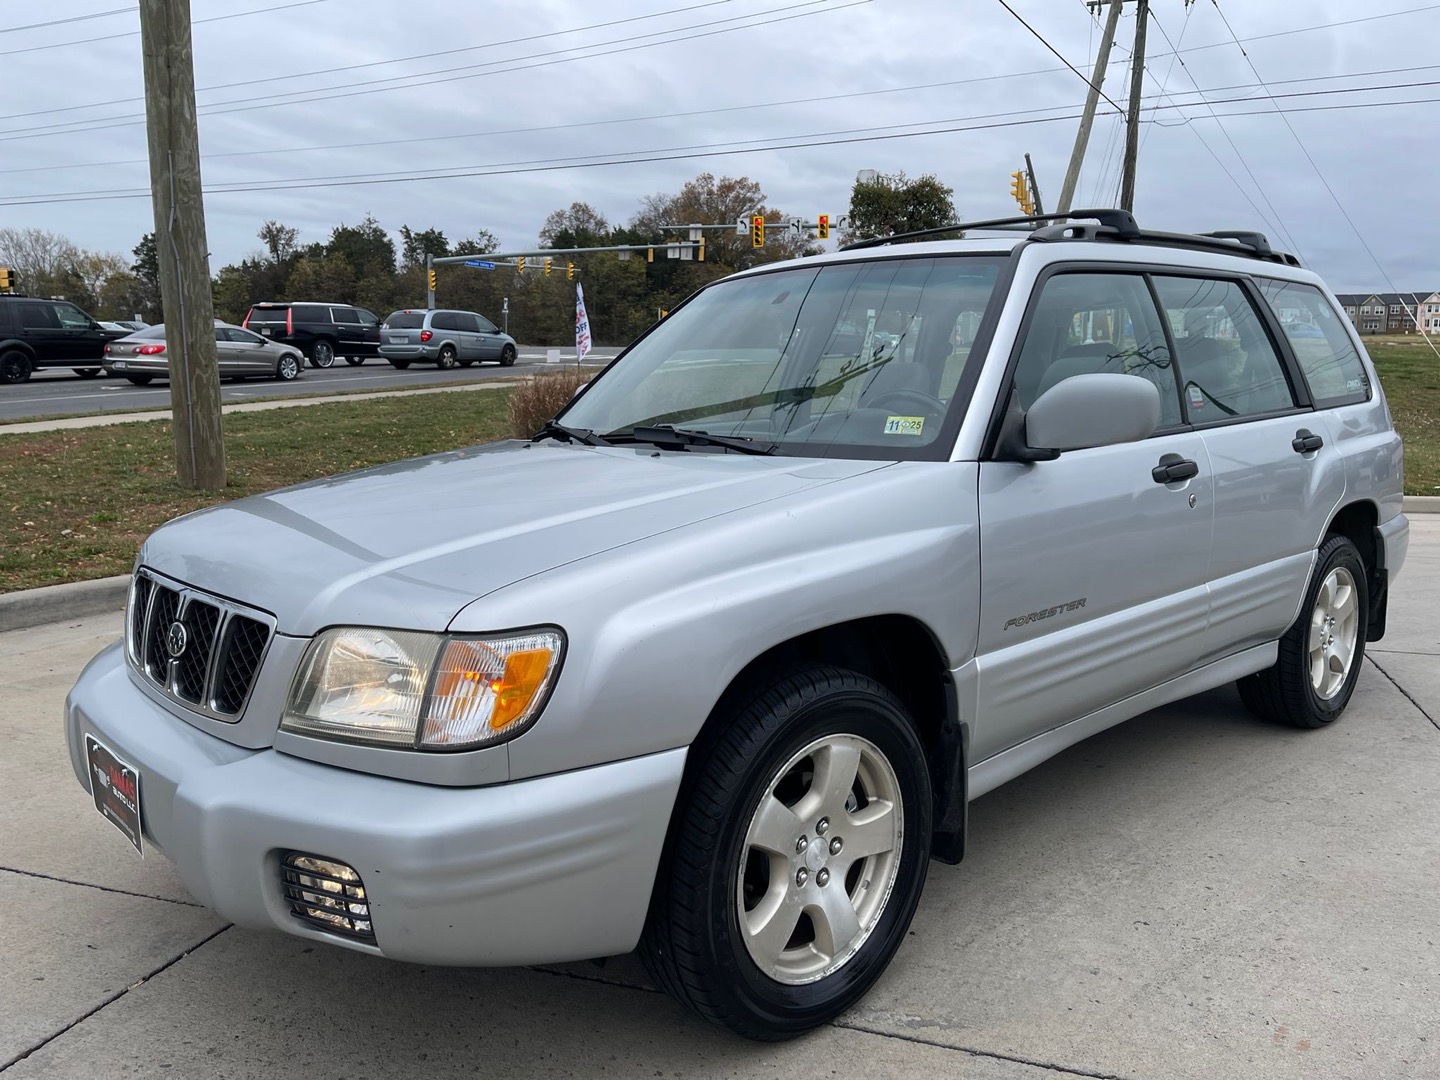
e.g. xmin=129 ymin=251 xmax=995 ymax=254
xmin=291 ymin=304 xmax=331 ymax=324
xmin=1258 ymin=279 xmax=1372 ymax=406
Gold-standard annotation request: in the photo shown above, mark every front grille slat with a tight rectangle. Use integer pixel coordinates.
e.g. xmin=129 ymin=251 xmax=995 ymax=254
xmin=126 ymin=569 xmax=275 ymax=723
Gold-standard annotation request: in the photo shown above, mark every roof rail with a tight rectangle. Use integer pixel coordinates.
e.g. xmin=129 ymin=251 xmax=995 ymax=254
xmin=839 ymin=208 xmax=1301 ymax=266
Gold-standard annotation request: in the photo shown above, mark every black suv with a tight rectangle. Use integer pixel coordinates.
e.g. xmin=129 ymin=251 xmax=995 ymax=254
xmin=242 ymin=302 xmax=382 ymax=368
xmin=0 ymin=295 xmax=127 ymax=383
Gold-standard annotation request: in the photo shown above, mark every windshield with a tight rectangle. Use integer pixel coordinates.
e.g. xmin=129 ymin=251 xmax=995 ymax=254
xmin=561 ymin=256 xmax=1004 ymax=458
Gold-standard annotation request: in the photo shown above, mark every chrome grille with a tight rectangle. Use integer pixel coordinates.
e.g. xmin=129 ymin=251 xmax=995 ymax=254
xmin=127 ymin=569 xmax=276 ymax=721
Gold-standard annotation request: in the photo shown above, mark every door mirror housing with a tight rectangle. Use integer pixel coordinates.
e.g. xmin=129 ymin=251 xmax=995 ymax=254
xmin=1025 ymin=373 xmax=1160 ymax=453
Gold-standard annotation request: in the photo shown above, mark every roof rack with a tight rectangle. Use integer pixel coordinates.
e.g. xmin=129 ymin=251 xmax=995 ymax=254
xmin=839 ymin=208 xmax=1301 ymax=266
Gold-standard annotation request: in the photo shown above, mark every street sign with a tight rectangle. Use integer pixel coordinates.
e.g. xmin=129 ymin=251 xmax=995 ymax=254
xmin=789 ymin=217 xmax=804 ymax=236
xmin=736 ymin=217 xmax=749 ymax=236
xmin=463 ymin=259 xmax=495 ymax=269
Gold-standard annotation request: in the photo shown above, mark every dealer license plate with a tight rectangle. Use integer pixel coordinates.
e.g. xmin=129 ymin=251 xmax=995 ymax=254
xmin=85 ymin=735 xmax=143 ymax=855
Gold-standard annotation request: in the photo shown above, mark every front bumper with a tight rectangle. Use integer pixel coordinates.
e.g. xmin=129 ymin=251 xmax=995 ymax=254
xmin=65 ymin=643 xmax=686 ymax=966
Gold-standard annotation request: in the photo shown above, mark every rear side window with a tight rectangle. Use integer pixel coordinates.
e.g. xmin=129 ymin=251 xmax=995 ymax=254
xmin=1152 ymin=276 xmax=1296 ymax=421
xmin=454 ymin=313 xmax=481 ymax=332
xmin=384 ymin=311 xmax=426 ymax=329
xmin=331 ymin=307 xmax=359 ymax=323
xmin=291 ymin=304 xmax=330 ymax=324
xmin=17 ymin=302 xmax=60 ymax=329
xmin=1257 ymin=279 xmax=1371 ymax=406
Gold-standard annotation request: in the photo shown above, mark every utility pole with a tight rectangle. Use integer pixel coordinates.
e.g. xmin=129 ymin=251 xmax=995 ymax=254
xmin=1119 ymin=0 xmax=1150 ymax=212
xmin=139 ymin=0 xmax=225 ymax=491
xmin=1024 ymin=153 xmax=1045 ymax=216
xmin=1056 ymin=0 xmax=1123 ymax=214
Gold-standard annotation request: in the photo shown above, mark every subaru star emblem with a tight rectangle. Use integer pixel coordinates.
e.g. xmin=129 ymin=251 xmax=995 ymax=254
xmin=165 ymin=620 xmax=188 ymax=659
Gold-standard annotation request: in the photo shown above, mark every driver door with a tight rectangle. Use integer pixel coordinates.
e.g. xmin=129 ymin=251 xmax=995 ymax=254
xmin=972 ymin=270 xmax=1215 ymax=763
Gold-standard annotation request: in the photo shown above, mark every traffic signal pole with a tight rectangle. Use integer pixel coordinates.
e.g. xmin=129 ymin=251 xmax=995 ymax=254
xmin=139 ymin=0 xmax=225 ymax=491
xmin=1056 ymin=0 xmax=1123 ymax=214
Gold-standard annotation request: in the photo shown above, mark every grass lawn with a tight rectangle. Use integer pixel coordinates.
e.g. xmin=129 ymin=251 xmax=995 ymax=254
xmin=1366 ymin=341 xmax=1440 ymax=495
xmin=0 ymin=391 xmax=514 ymax=593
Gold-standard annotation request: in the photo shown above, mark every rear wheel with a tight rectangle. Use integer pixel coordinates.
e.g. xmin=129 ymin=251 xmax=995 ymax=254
xmin=275 ymin=353 xmax=301 ymax=381
xmin=125 ymin=375 xmax=154 ymax=386
xmin=640 ymin=666 xmax=931 ymax=1040
xmin=436 ymin=345 xmax=459 ymax=369
xmin=1238 ymin=534 xmax=1368 ymax=729
xmin=499 ymin=343 xmax=517 ymax=367
xmin=310 ymin=340 xmax=336 ymax=368
xmin=73 ymin=368 xmax=103 ymax=378
xmin=0 ymin=350 xmax=32 ymax=384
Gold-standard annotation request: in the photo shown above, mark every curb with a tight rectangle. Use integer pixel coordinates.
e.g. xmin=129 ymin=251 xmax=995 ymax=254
xmin=0 ymin=574 xmax=129 ymax=634
xmin=0 ymin=499 xmax=1435 ymax=634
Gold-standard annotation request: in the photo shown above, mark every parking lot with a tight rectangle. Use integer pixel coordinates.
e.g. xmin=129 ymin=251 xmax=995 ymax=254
xmin=2 ymin=517 xmax=1436 ymax=1079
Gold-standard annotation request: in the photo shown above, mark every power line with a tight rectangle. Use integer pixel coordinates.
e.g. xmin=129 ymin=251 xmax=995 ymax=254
xmin=0 ymin=0 xmax=330 ymax=57
xmin=0 ymin=6 xmax=132 ymax=34
xmin=993 ymin=0 xmax=1125 ymax=111
xmin=0 ymin=0 xmax=865 ymax=138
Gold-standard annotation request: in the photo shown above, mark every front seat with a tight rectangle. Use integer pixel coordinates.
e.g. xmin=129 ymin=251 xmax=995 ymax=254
xmin=859 ymin=361 xmax=932 ymax=408
xmin=1032 ymin=341 xmax=1121 ymax=399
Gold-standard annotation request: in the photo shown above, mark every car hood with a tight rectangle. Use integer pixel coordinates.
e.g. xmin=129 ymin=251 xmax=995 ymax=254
xmin=140 ymin=440 xmax=888 ymax=635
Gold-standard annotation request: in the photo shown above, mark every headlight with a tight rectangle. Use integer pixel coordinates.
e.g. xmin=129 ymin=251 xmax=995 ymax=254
xmin=282 ymin=626 xmax=564 ymax=751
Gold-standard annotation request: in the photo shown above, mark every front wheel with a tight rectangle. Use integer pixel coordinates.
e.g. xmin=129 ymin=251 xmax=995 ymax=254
xmin=0 ymin=350 xmax=32 ymax=384
xmin=1238 ymin=534 xmax=1368 ymax=729
xmin=499 ymin=343 xmax=517 ymax=367
xmin=275 ymin=353 xmax=301 ymax=381
xmin=640 ymin=666 xmax=931 ymax=1041
xmin=310 ymin=340 xmax=336 ymax=368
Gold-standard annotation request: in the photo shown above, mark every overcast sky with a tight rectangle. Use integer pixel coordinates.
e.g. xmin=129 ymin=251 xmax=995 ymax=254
xmin=0 ymin=0 xmax=1433 ymax=291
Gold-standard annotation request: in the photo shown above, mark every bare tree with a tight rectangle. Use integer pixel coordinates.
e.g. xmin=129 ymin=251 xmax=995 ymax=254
xmin=0 ymin=227 xmax=81 ymax=295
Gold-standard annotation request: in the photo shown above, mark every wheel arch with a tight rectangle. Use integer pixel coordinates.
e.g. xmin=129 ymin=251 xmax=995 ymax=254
xmin=685 ymin=614 xmax=968 ymax=866
xmin=1323 ymin=499 xmax=1386 ymax=641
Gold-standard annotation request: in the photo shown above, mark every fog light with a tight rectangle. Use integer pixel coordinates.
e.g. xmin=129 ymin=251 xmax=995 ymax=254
xmin=280 ymin=852 xmax=375 ymax=943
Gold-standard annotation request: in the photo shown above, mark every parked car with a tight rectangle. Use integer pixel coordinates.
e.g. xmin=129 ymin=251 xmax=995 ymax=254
xmin=242 ymin=301 xmax=381 ymax=368
xmin=103 ymin=320 xmax=304 ymax=384
xmin=100 ymin=319 xmax=150 ymax=333
xmin=0 ymin=295 xmax=128 ymax=382
xmin=378 ymin=308 xmax=517 ymax=368
xmin=65 ymin=210 xmax=1408 ymax=1041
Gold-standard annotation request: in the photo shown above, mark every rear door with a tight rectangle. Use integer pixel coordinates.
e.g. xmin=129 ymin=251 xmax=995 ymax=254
xmin=974 ymin=269 xmax=1214 ymax=762
xmin=1151 ymin=275 xmax=1342 ymax=664
xmin=15 ymin=302 xmax=66 ymax=364
xmin=330 ymin=307 xmax=364 ymax=355
xmin=454 ymin=312 xmax=484 ymax=359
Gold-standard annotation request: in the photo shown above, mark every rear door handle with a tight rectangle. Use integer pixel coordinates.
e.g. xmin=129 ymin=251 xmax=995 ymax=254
xmin=1292 ymin=428 xmax=1324 ymax=454
xmin=1152 ymin=453 xmax=1200 ymax=484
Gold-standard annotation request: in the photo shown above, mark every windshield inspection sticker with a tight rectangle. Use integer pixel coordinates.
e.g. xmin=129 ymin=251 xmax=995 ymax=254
xmin=883 ymin=415 xmax=925 ymax=436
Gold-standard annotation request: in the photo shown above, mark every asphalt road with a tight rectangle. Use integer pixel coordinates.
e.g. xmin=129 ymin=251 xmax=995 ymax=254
xmin=1 ymin=518 xmax=1436 ymax=1079
xmin=0 ymin=347 xmax=621 ymax=423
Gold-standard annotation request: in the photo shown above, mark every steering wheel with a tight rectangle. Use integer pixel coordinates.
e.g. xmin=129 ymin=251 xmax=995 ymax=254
xmin=864 ymin=388 xmax=947 ymax=414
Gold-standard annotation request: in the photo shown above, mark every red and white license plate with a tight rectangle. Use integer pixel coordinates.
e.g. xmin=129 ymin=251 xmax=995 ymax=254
xmin=85 ymin=735 xmax=143 ymax=856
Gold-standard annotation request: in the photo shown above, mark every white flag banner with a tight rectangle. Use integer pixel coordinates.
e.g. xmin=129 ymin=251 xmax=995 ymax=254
xmin=575 ymin=283 xmax=592 ymax=361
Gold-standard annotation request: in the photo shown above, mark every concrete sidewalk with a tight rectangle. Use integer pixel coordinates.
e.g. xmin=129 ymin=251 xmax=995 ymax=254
xmin=1 ymin=521 xmax=1436 ymax=1078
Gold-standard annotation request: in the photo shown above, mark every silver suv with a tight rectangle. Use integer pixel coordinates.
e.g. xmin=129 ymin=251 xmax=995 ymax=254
xmin=65 ymin=211 xmax=1408 ymax=1041
xmin=378 ymin=307 xmax=517 ymax=369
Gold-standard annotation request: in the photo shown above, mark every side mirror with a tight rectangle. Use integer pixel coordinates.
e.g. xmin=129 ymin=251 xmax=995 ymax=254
xmin=1025 ymin=373 xmax=1160 ymax=453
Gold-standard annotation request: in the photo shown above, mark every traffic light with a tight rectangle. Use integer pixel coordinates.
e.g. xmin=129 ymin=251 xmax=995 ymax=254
xmin=544 ymin=257 xmax=552 ymax=277
xmin=0 ymin=267 xmax=11 ymax=291
xmin=751 ymin=214 xmax=765 ymax=248
xmin=1010 ymin=170 xmax=1030 ymax=214
xmin=697 ymin=237 xmax=705 ymax=262
xmin=817 ymin=214 xmax=830 ymax=240
xmin=647 ymin=247 xmax=654 ymax=263
xmin=426 ymin=269 xmax=436 ymax=293
xmin=517 ymin=257 xmax=526 ymax=275
xmin=566 ymin=261 xmax=574 ymax=281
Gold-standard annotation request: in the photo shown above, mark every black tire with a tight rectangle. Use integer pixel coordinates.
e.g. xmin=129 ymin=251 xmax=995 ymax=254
xmin=73 ymin=367 xmax=103 ymax=378
xmin=499 ymin=343 xmax=517 ymax=367
xmin=0 ymin=350 xmax=32 ymax=384
xmin=388 ymin=359 xmax=411 ymax=370
xmin=310 ymin=339 xmax=337 ymax=368
xmin=344 ymin=355 xmax=365 ymax=366
xmin=640 ymin=665 xmax=932 ymax=1041
xmin=275 ymin=353 xmax=301 ymax=381
xmin=1238 ymin=534 xmax=1368 ymax=729
xmin=126 ymin=375 xmax=154 ymax=386
xmin=436 ymin=345 xmax=458 ymax=370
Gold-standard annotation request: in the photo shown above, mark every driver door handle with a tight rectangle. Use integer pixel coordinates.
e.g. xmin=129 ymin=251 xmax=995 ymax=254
xmin=1152 ymin=453 xmax=1200 ymax=484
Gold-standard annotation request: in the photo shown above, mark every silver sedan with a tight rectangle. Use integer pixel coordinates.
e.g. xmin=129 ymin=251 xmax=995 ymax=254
xmin=103 ymin=321 xmax=304 ymax=385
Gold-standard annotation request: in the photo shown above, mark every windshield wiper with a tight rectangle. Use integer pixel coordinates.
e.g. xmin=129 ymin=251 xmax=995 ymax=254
xmin=532 ymin=419 xmax=611 ymax=447
xmin=628 ymin=424 xmax=781 ymax=456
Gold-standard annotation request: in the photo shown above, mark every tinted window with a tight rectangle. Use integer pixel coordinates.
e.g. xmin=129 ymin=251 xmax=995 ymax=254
xmin=1152 ymin=277 xmax=1296 ymax=421
xmin=1012 ymin=272 xmax=1180 ymax=427
xmin=476 ymin=315 xmax=498 ymax=333
xmin=331 ymin=306 xmax=360 ymax=323
xmin=54 ymin=303 xmax=92 ymax=329
xmin=1257 ymin=279 xmax=1371 ymax=405
xmin=291 ymin=304 xmax=330 ymax=324
xmin=17 ymin=302 xmax=60 ymax=330
xmin=228 ymin=327 xmax=265 ymax=345
xmin=455 ymin=313 xmax=481 ymax=332
xmin=384 ymin=311 xmax=426 ymax=329
xmin=246 ymin=307 xmax=287 ymax=326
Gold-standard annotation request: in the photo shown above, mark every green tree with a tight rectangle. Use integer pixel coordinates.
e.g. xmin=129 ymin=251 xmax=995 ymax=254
xmin=538 ymin=202 xmax=609 ymax=249
xmin=130 ymin=233 xmax=162 ymax=322
xmin=326 ymin=214 xmax=395 ymax=280
xmin=398 ymin=226 xmax=449 ymax=271
xmin=842 ymin=171 xmax=957 ymax=244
